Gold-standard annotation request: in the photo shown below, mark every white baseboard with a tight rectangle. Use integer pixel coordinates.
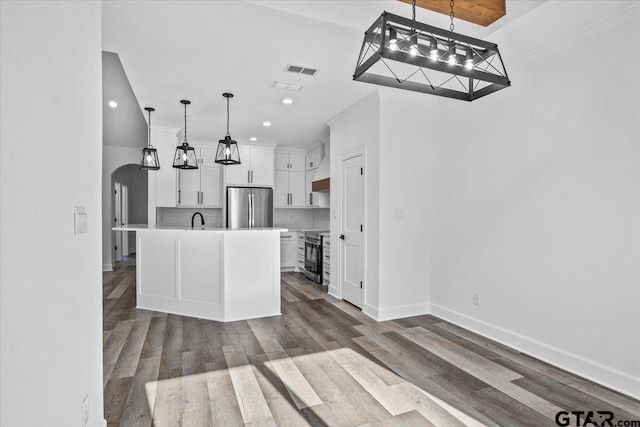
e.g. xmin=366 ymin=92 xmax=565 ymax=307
xmin=102 ymin=263 xmax=113 ymax=272
xmin=430 ymin=303 xmax=640 ymax=401
xmin=328 ymin=285 xmax=339 ymax=298
xmin=364 ymin=302 xmax=429 ymax=322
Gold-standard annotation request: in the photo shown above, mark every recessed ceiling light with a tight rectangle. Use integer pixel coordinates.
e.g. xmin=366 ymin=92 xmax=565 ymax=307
xmin=262 ymin=121 xmax=272 ymax=127
xmin=108 ymin=100 xmax=118 ymax=108
xmin=250 ymin=137 xmax=257 ymax=141
xmin=282 ymin=98 xmax=294 ymax=105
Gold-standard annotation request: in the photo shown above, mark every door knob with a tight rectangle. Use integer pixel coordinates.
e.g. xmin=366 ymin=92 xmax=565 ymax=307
xmin=339 ymin=234 xmax=345 ymax=240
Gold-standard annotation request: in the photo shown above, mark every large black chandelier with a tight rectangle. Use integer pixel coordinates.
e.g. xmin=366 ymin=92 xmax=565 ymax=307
xmin=353 ymin=0 xmax=510 ymax=101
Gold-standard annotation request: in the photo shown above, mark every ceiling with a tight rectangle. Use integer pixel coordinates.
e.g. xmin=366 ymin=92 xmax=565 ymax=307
xmin=102 ymin=0 xmax=546 ymax=149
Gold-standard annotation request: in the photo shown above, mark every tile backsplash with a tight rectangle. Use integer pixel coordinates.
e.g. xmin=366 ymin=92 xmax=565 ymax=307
xmin=157 ymin=208 xmax=223 ymax=228
xmin=275 ymin=208 xmax=330 ymax=230
xmin=157 ymin=207 xmax=329 ymax=230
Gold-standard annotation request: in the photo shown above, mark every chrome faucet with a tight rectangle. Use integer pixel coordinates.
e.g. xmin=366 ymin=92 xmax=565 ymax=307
xmin=191 ymin=212 xmax=205 ymax=229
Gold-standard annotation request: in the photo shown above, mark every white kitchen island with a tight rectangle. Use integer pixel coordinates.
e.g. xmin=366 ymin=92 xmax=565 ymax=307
xmin=112 ymin=225 xmax=286 ymax=322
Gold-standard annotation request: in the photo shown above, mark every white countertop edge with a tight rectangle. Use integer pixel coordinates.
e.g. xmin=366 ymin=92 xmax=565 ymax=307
xmin=112 ymin=225 xmax=288 ymax=232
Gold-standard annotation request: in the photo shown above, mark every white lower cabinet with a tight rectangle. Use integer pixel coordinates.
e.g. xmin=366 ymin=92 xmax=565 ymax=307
xmin=297 ymin=234 xmax=306 ymax=273
xmin=280 ymin=232 xmax=296 ymax=270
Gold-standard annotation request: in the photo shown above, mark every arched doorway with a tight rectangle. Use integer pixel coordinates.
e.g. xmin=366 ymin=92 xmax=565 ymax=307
xmin=110 ymin=163 xmax=148 ymax=264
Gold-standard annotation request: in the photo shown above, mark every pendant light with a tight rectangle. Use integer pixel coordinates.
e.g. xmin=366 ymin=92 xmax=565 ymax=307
xmin=214 ymin=92 xmax=241 ymax=165
xmin=140 ymin=107 xmax=160 ymax=170
xmin=172 ymin=99 xmax=198 ymax=169
xmin=353 ymin=0 xmax=510 ymax=101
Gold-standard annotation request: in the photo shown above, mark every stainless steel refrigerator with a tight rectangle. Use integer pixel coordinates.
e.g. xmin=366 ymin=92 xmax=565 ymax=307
xmin=226 ymin=187 xmax=274 ymax=229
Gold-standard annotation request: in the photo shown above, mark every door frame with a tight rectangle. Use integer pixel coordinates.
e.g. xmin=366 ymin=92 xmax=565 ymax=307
xmin=113 ymin=181 xmax=122 ymax=262
xmin=337 ymin=146 xmax=366 ymax=307
xmin=121 ymin=184 xmax=129 ymax=257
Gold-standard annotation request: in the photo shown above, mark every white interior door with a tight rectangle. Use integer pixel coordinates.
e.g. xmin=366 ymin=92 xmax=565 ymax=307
xmin=340 ymin=154 xmax=364 ymax=308
xmin=114 ymin=181 xmax=122 ymax=262
xmin=121 ymin=185 xmax=129 ymax=257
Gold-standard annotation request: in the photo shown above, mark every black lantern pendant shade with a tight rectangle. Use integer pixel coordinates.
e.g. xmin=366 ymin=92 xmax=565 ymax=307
xmin=353 ymin=0 xmax=510 ymax=101
xmin=140 ymin=107 xmax=160 ymax=170
xmin=215 ymin=93 xmax=241 ymax=165
xmin=172 ymin=100 xmax=198 ymax=169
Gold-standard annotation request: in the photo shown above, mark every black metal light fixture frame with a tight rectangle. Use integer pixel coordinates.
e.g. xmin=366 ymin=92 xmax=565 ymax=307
xmin=353 ymin=11 xmax=511 ymax=101
xmin=140 ymin=107 xmax=160 ymax=170
xmin=172 ymin=99 xmax=198 ymax=170
xmin=215 ymin=92 xmax=241 ymax=165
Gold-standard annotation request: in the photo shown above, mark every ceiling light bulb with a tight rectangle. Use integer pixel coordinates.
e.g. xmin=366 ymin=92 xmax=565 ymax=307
xmin=146 ymin=154 xmax=152 ymax=162
xmin=182 ymin=152 xmax=187 ymax=161
xmin=448 ymin=55 xmax=457 ymax=65
xmin=250 ymin=137 xmax=257 ymax=141
xmin=465 ymin=47 xmax=474 ymax=69
xmin=282 ymin=98 xmax=293 ymax=105
xmin=389 ymin=40 xmax=398 ymax=51
xmin=225 ymin=146 xmax=231 ymax=156
xmin=108 ymin=101 xmax=118 ymax=108
xmin=430 ymin=50 xmax=438 ymax=61
xmin=262 ymin=121 xmax=271 ymax=127
xmin=409 ymin=33 xmax=419 ymax=56
xmin=410 ymin=45 xmax=419 ymax=56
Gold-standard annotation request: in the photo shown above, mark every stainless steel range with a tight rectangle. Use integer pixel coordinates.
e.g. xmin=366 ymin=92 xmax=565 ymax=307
xmin=304 ymin=230 xmax=328 ymax=284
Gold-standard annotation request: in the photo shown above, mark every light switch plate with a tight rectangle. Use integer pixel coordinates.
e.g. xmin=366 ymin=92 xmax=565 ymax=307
xmin=74 ymin=207 xmax=88 ymax=235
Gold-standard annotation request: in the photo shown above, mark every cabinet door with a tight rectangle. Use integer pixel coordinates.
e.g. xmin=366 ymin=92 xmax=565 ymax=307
xmin=290 ymin=171 xmax=306 ymax=207
xmin=306 ymin=149 xmax=321 ymax=171
xmin=178 ymin=169 xmax=200 ymax=206
xmin=280 ymin=238 xmax=296 ymax=268
xmin=275 ymin=152 xmax=290 ymax=171
xmin=201 ymin=166 xmax=222 ymax=207
xmin=250 ymin=146 xmax=275 ymax=186
xmin=306 ymin=170 xmax=316 ymax=206
xmin=200 ymin=146 xmax=218 ymax=168
xmin=155 ymin=129 xmax=179 ymax=207
xmin=274 ymin=170 xmax=290 ymax=208
xmin=289 ymin=153 xmax=306 ymax=172
xmin=225 ymin=145 xmax=251 ymax=185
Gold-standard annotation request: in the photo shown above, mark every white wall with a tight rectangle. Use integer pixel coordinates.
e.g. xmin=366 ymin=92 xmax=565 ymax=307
xmin=328 ymin=91 xmax=381 ymax=310
xmin=1 ymin=1 xmax=105 ymax=426
xmin=377 ymin=89 xmax=432 ymax=319
xmin=102 ymin=146 xmax=142 ymax=269
xmin=428 ymin=1 xmax=640 ymax=398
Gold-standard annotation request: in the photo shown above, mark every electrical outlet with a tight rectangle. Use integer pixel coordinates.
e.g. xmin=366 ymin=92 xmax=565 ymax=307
xmin=473 ymin=293 xmax=480 ymax=306
xmin=82 ymin=395 xmax=89 ymax=427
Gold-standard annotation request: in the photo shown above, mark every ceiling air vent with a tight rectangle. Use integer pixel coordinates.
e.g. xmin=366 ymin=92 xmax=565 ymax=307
xmin=271 ymin=81 xmax=303 ymax=91
xmin=284 ymin=64 xmax=319 ymax=76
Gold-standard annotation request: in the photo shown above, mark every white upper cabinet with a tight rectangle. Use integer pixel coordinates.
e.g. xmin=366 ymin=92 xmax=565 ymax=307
xmin=177 ymin=145 xmax=222 ymax=208
xmin=152 ymin=128 xmax=179 ymax=208
xmin=306 ymin=145 xmax=323 ymax=171
xmin=225 ymin=145 xmax=274 ymax=187
xmin=276 ymin=152 xmax=305 ymax=172
xmin=250 ymin=146 xmax=275 ymax=186
xmin=275 ymin=150 xmax=306 ymax=208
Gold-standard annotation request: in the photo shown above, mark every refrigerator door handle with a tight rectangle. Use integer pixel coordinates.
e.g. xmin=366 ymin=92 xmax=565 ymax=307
xmin=250 ymin=194 xmax=255 ymax=228
xmin=248 ymin=193 xmax=252 ymax=228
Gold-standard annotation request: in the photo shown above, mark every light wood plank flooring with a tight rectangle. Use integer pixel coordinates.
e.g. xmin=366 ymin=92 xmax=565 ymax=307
xmin=103 ymin=258 xmax=640 ymax=426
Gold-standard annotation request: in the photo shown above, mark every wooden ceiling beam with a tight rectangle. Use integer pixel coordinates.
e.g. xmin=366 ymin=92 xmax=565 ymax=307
xmin=397 ymin=0 xmax=506 ymax=27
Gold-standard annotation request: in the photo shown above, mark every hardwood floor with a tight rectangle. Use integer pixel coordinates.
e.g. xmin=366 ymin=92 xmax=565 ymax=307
xmin=103 ymin=258 xmax=640 ymax=426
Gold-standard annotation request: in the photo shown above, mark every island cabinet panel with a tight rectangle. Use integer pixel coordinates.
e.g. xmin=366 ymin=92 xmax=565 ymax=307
xmin=136 ymin=230 xmax=225 ymax=320
xmin=224 ymin=231 xmax=280 ymax=322
xmin=130 ymin=228 xmax=283 ymax=322
xmin=137 ymin=231 xmax=176 ymax=298
xmin=178 ymin=235 xmax=222 ymax=305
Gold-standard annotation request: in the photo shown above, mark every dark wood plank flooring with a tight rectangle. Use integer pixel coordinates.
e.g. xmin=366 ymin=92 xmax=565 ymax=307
xmin=103 ymin=257 xmax=640 ymax=426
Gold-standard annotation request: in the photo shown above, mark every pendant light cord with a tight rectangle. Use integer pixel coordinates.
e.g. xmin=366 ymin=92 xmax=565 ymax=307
xmin=183 ymin=102 xmax=188 ymax=144
xmin=147 ymin=109 xmax=152 ymax=148
xmin=450 ymin=0 xmax=455 ymax=32
xmin=412 ymin=0 xmax=416 ymax=22
xmin=226 ymin=96 xmax=230 ymax=137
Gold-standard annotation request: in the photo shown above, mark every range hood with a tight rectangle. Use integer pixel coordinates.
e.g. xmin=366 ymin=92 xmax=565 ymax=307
xmin=311 ymin=142 xmax=330 ymax=192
